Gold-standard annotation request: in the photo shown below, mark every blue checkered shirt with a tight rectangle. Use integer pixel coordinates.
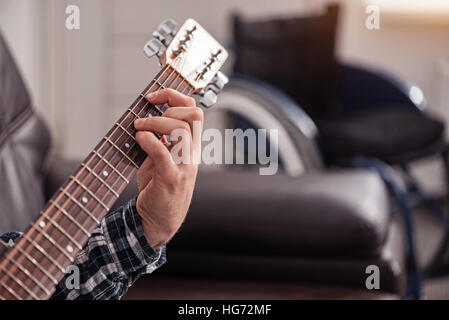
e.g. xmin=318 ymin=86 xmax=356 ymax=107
xmin=0 ymin=198 xmax=166 ymax=300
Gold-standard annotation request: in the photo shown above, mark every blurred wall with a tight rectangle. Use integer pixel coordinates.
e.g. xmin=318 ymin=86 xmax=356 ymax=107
xmin=0 ymin=0 xmax=67 ymax=152
xmin=0 ymin=0 xmax=320 ymax=158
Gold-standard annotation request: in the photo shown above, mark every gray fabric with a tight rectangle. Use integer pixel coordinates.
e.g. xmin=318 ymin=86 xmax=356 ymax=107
xmin=0 ymin=32 xmax=51 ymax=234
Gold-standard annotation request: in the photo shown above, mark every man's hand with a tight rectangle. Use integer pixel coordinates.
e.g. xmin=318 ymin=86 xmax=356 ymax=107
xmin=134 ymin=88 xmax=203 ymax=250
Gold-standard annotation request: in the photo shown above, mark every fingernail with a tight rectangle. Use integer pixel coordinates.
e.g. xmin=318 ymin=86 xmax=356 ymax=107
xmin=134 ymin=118 xmax=143 ymax=126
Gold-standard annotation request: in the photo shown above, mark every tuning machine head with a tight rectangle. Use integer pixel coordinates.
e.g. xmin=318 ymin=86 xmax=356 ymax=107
xmin=144 ymin=19 xmax=177 ymax=59
xmin=199 ymin=90 xmax=217 ymax=109
xmin=209 ymin=71 xmax=229 ymax=93
xmin=158 ymin=19 xmax=177 ymax=37
xmin=199 ymin=72 xmax=229 ymax=108
xmin=143 ymin=38 xmax=164 ymax=58
xmin=172 ymin=25 xmax=198 ymax=57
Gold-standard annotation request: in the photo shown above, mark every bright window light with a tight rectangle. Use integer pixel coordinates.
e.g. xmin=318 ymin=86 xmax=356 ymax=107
xmin=363 ymin=0 xmax=449 ymax=14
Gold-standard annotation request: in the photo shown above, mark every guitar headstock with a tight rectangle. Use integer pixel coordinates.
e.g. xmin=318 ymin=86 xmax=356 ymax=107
xmin=144 ymin=18 xmax=229 ymax=108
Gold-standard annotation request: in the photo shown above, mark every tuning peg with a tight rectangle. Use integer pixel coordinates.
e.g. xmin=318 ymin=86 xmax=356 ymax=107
xmin=143 ymin=38 xmax=164 ymax=58
xmin=199 ymin=89 xmax=217 ymax=108
xmin=152 ymin=30 xmax=168 ymax=45
xmin=144 ymin=19 xmax=177 ymax=59
xmin=199 ymin=72 xmax=229 ymax=108
xmin=209 ymin=72 xmax=229 ymax=93
xmin=152 ymin=19 xmax=177 ymax=46
xmin=158 ymin=19 xmax=177 ymax=37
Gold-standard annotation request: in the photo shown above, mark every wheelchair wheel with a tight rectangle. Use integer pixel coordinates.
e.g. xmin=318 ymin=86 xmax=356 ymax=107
xmin=202 ymin=76 xmax=323 ymax=176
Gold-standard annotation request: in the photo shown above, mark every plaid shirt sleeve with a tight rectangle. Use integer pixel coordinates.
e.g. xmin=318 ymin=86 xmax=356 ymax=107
xmin=1 ymin=198 xmax=166 ymax=300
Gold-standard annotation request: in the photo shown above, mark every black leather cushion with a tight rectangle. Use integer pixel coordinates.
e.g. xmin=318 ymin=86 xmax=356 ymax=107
xmin=162 ymin=219 xmax=405 ymax=294
xmin=317 ymin=106 xmax=445 ymax=163
xmin=170 ymin=170 xmax=390 ymax=259
xmin=0 ymin=32 xmax=51 ymax=234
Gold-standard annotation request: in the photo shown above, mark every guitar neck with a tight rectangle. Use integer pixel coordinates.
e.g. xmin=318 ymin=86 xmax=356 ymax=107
xmin=0 ymin=64 xmax=194 ymax=300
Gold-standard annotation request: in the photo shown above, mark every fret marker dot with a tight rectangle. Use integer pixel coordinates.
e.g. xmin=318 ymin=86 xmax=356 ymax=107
xmin=82 ymin=196 xmax=88 ymax=204
xmin=66 ymin=245 xmax=73 ymax=253
xmin=125 ymin=143 xmax=130 ymax=148
xmin=103 ymin=170 xmax=109 ymax=177
xmin=39 ymin=221 xmax=46 ymax=228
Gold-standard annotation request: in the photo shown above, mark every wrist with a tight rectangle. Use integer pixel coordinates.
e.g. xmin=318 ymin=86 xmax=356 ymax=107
xmin=136 ymin=200 xmax=173 ymax=251
xmin=141 ymin=221 xmax=170 ymax=251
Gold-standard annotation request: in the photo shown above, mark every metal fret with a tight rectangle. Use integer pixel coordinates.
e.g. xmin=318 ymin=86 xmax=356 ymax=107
xmin=152 ymin=79 xmax=166 ymax=89
xmin=31 ymin=225 xmax=74 ymax=263
xmin=103 ymin=137 xmax=139 ymax=168
xmin=59 ymin=188 xmax=101 ymax=225
xmin=0 ymin=263 xmax=38 ymax=299
xmin=115 ymin=122 xmax=136 ymax=141
xmin=70 ymin=175 xmax=111 ymax=211
xmin=22 ymin=233 xmax=65 ymax=273
xmin=152 ymin=104 xmax=164 ymax=114
xmin=0 ymin=276 xmax=21 ymax=300
xmin=128 ymin=108 xmax=140 ymax=118
xmin=159 ymin=103 xmax=169 ymax=113
xmin=49 ymin=200 xmax=90 ymax=237
xmin=80 ymin=163 xmax=119 ymax=198
xmin=0 ymin=65 xmax=200 ymax=300
xmin=93 ymin=150 xmax=129 ymax=183
xmin=2 ymin=255 xmax=51 ymax=296
xmin=12 ymin=242 xmax=58 ymax=285
xmin=43 ymin=215 xmax=83 ymax=250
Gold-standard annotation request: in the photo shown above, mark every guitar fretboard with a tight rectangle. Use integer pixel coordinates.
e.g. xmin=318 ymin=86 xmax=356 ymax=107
xmin=0 ymin=64 xmax=194 ymax=300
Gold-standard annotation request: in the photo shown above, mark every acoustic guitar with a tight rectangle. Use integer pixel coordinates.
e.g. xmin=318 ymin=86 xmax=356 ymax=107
xmin=0 ymin=18 xmax=228 ymax=300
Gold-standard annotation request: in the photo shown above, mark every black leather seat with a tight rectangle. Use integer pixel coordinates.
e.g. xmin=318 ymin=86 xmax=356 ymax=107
xmin=318 ymin=107 xmax=445 ymax=163
xmin=161 ymin=170 xmax=405 ymax=294
xmin=173 ymin=171 xmax=390 ymax=259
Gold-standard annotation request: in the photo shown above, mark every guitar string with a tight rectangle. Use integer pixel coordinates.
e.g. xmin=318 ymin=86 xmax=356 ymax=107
xmin=3 ymin=71 xmax=195 ymax=299
xmin=0 ymin=66 xmax=177 ymax=298
xmin=59 ymin=67 xmax=180 ymax=234
xmin=60 ymin=68 xmax=187 ymax=240
xmin=0 ymin=77 xmax=190 ymax=300
xmin=64 ymin=68 xmax=190 ymax=237
xmin=0 ymin=66 xmax=176 ymax=299
xmin=79 ymin=67 xmax=195 ymax=234
xmin=0 ymin=66 xmax=192 ymax=299
xmin=1 ymin=56 xmax=196 ymax=298
xmin=39 ymin=58 xmax=193 ymax=250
